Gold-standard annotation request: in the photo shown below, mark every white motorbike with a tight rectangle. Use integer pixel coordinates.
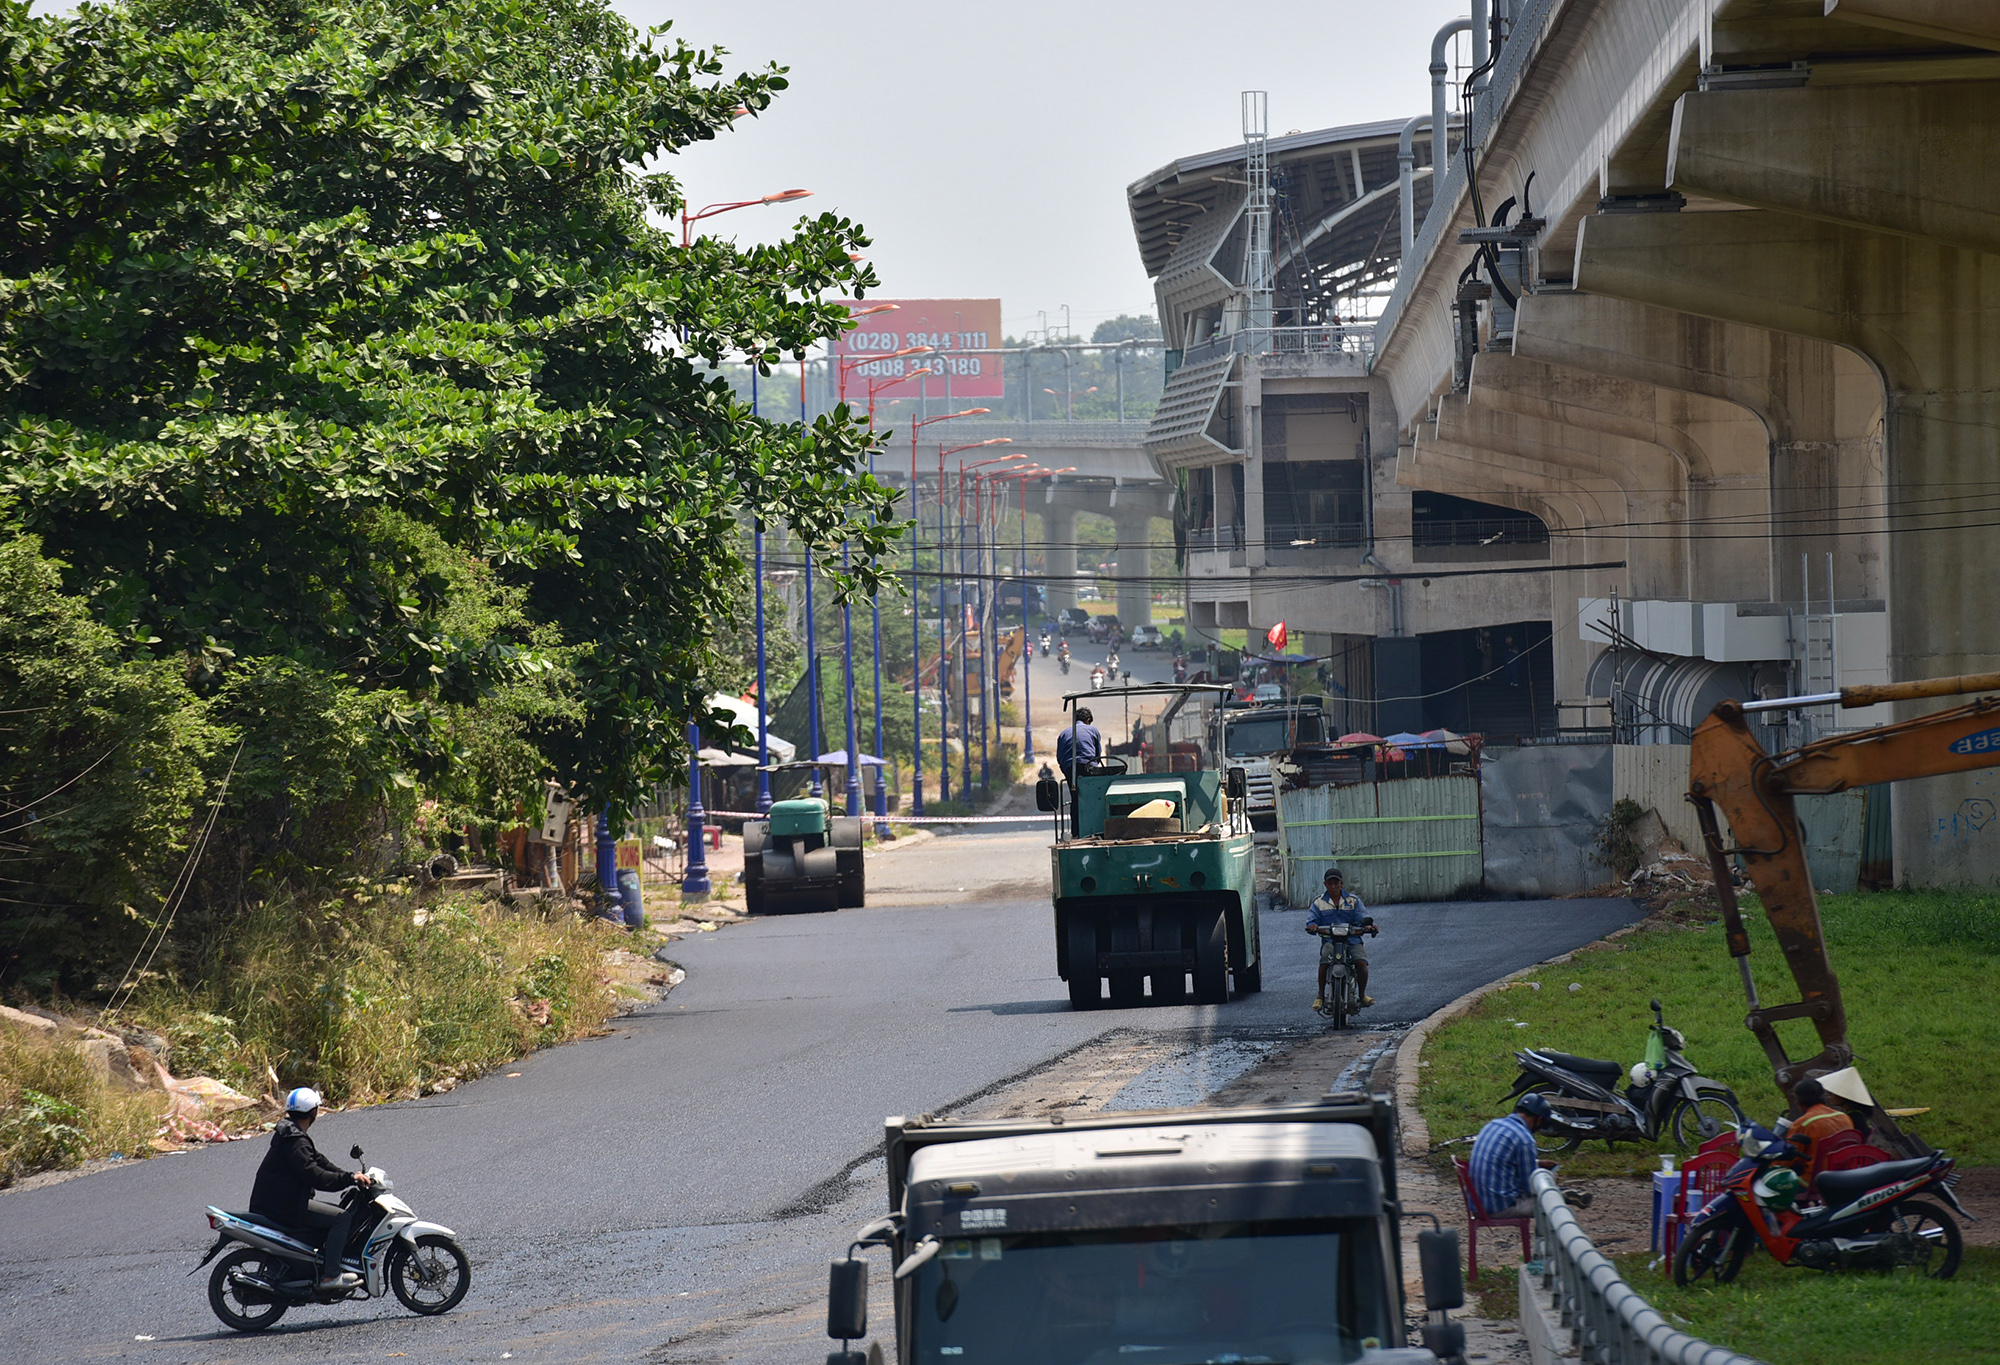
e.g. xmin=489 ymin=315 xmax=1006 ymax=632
xmin=198 ymin=1144 xmax=470 ymax=1331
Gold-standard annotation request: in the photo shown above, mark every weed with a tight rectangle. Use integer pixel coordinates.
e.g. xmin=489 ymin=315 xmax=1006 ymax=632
xmin=1593 ymin=797 xmax=1648 ymax=879
xmin=130 ymin=889 xmax=617 ymax=1107
xmin=0 ymin=1030 xmax=164 ymax=1185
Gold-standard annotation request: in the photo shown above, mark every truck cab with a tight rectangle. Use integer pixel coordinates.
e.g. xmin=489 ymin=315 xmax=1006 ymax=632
xmin=824 ymin=1096 xmax=1466 ymax=1365
xmin=1216 ymin=698 xmax=1330 ymax=831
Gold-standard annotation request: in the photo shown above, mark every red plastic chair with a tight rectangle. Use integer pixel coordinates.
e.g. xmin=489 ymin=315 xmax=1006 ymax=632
xmin=1452 ymin=1156 xmax=1532 ymax=1278
xmin=1662 ymin=1148 xmax=1735 ymax=1260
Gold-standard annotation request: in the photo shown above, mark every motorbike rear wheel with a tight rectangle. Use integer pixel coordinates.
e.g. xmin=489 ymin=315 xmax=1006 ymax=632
xmin=1673 ymin=1215 xmax=1749 ymax=1287
xmin=389 ymin=1233 xmax=472 ymax=1315
xmin=1887 ymin=1199 xmax=1963 ymax=1280
xmin=207 ymin=1247 xmax=291 ymax=1332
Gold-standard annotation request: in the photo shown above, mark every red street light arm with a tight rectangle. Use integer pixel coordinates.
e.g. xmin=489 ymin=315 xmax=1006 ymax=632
xmin=680 ymin=188 xmax=812 ymax=246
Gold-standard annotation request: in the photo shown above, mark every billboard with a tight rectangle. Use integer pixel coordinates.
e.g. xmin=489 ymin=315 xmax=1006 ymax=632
xmin=832 ymin=298 xmax=1004 ymax=401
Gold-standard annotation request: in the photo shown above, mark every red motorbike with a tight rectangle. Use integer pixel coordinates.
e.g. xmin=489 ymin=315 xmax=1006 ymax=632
xmin=1674 ymin=1124 xmax=1970 ymax=1284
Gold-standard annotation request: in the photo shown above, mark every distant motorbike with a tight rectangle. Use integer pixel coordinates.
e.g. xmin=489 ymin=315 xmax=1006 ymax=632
xmin=1089 ymin=667 xmax=1105 ymax=691
xmin=1675 ymin=1124 xmax=1970 ymax=1285
xmin=1502 ymin=998 xmax=1744 ymax=1152
xmin=1059 ymin=655 xmax=1071 ymax=676
xmin=197 ymin=1144 xmax=470 ymax=1332
xmin=1311 ymin=919 xmax=1373 ymax=1028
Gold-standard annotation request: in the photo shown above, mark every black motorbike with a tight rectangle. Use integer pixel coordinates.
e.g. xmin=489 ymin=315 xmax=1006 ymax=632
xmin=1501 ymin=998 xmax=1745 ymax=1152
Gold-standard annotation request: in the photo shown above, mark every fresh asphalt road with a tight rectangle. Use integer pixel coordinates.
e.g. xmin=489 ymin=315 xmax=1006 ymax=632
xmin=0 ymin=839 xmax=1640 ymax=1364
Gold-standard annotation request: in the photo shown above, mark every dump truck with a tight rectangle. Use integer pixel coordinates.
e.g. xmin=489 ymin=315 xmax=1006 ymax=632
xmin=821 ymin=1094 xmax=1469 ymax=1365
xmin=1214 ymin=695 xmax=1331 ymax=830
xmin=740 ymin=765 xmax=865 ymax=914
xmin=1038 ymin=684 xmax=1260 ymax=1009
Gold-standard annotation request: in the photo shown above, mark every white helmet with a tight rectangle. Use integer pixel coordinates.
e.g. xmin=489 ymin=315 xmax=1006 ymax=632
xmin=1817 ymin=1067 xmax=1875 ymax=1109
xmin=284 ymin=1086 xmax=322 ymax=1116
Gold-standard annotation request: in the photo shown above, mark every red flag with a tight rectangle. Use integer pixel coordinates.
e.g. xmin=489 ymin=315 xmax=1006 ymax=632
xmin=1266 ymin=621 xmax=1288 ymax=652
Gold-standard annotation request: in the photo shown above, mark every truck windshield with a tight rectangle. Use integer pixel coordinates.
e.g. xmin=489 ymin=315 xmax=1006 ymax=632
xmin=909 ymin=1219 xmax=1390 ymax=1365
xmin=1224 ymin=713 xmax=1324 ymax=756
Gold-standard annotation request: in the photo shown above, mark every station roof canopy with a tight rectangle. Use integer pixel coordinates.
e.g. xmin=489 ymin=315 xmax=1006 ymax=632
xmin=1126 ymin=116 xmax=1443 ymax=307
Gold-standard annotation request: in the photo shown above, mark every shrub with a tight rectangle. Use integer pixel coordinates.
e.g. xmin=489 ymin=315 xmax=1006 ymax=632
xmin=0 ymin=1029 xmax=165 ymax=1186
xmin=131 ymin=890 xmax=617 ymax=1105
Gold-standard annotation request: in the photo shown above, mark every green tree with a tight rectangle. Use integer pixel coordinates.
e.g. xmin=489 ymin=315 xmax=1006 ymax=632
xmin=0 ymin=0 xmax=896 ymax=822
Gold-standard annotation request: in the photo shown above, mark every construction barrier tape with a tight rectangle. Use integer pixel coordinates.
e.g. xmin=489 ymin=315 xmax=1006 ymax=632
xmin=703 ymin=809 xmax=1051 ymax=825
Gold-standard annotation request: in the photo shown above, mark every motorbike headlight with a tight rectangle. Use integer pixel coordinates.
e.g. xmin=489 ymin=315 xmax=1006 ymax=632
xmin=1663 ymin=1028 xmax=1686 ymax=1051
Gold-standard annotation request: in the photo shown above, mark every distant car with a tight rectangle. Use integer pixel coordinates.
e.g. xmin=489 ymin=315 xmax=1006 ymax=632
xmin=1057 ymin=607 xmax=1092 ymax=635
xmin=1131 ymin=625 xmax=1165 ymax=650
xmin=1087 ymin=614 xmax=1122 ymax=644
xmin=1252 ymin=683 xmax=1285 ymax=705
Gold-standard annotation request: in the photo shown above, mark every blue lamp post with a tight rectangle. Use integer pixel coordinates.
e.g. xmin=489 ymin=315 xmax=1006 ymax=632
xmin=841 ymin=544 xmax=862 ymax=817
xmin=752 ymin=371 xmax=772 ymax=814
xmin=803 ymin=545 xmax=823 ymax=799
xmin=682 ymin=719 xmax=711 ymax=899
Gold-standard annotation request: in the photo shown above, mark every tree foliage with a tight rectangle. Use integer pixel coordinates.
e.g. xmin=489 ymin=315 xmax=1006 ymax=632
xmin=0 ymin=0 xmax=898 ymax=984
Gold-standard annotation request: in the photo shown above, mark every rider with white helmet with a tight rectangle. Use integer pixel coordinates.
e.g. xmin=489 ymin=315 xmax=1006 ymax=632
xmin=248 ymin=1087 xmax=373 ymax=1291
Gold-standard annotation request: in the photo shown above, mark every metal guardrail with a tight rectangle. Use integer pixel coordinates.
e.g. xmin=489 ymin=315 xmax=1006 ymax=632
xmin=1528 ymin=1171 xmax=1767 ymax=1365
xmin=1183 ymin=324 xmax=1376 ymax=367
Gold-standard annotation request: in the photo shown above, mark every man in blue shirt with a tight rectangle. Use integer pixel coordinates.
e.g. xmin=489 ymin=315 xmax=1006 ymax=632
xmin=1055 ymin=707 xmax=1101 ymax=781
xmin=1469 ymin=1093 xmax=1551 ymax=1217
xmin=1305 ymin=866 xmax=1376 ymax=1012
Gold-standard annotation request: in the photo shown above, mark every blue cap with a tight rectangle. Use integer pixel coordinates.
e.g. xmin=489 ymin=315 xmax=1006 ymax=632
xmin=1514 ymin=1092 xmax=1553 ymax=1120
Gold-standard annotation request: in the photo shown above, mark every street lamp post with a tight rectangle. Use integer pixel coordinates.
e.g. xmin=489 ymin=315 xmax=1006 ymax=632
xmin=683 ymin=720 xmax=711 ymax=900
xmin=751 ymin=370 xmax=772 ymax=813
xmin=954 ymin=451 xmax=1028 ymax=797
xmin=803 ymin=545 xmax=823 ymax=798
xmin=841 ymin=544 xmax=861 ymax=817
xmin=680 ymin=188 xmax=812 ymax=248
xmin=990 ymin=466 xmax=1069 ymax=766
xmin=905 ymin=417 xmax=995 ymax=813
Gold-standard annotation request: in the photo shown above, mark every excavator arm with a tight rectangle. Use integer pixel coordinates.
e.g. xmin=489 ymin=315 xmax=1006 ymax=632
xmin=1688 ymin=672 xmax=2000 ymax=1101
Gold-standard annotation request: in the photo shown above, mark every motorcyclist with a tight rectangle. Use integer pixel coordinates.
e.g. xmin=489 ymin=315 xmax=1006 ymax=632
xmin=1106 ymin=648 xmax=1121 ymax=679
xmin=1089 ymin=664 xmax=1105 ymax=690
xmin=1041 ymin=630 xmax=1052 ymax=654
xmin=249 ymin=1087 xmax=372 ymax=1291
xmin=1306 ymin=866 xmax=1377 ymax=1013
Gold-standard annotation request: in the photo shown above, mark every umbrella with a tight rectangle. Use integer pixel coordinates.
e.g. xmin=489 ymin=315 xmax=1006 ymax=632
xmin=1334 ymin=732 xmax=1383 ymax=747
xmin=696 ymin=748 xmax=757 ymax=767
xmin=813 ymin=751 xmax=887 ymax=767
xmin=1421 ymin=727 xmax=1475 ymax=755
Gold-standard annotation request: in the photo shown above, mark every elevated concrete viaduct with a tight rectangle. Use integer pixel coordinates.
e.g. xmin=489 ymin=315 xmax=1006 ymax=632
xmin=1366 ymin=0 xmax=2000 ymax=885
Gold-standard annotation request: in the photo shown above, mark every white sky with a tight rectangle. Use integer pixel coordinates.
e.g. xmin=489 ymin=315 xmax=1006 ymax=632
xmin=620 ymin=1 xmax=1473 ymax=338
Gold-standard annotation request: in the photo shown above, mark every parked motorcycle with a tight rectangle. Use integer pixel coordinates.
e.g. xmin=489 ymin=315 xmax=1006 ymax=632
xmin=1501 ymin=998 xmax=1744 ymax=1152
xmin=197 ymin=1144 xmax=470 ymax=1332
xmin=1675 ymin=1124 xmax=1969 ymax=1284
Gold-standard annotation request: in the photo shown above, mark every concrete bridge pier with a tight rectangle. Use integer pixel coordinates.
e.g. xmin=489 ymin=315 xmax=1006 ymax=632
xmin=1579 ymin=79 xmax=2000 ymax=883
xmin=1110 ymin=495 xmax=1163 ymax=630
xmin=1040 ymin=500 xmax=1078 ymax=617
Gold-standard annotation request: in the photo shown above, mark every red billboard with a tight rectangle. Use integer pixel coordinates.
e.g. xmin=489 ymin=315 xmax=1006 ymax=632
xmin=832 ymin=298 xmax=1004 ymax=401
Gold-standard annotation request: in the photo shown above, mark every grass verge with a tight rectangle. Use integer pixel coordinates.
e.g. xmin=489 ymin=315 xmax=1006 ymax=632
xmin=1619 ymin=1247 xmax=2000 ymax=1365
xmin=1416 ymin=890 xmax=2000 ymax=1174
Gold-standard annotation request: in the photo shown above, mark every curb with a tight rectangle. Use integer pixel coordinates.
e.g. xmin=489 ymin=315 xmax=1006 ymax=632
xmin=1394 ymin=915 xmax=1649 ymax=1158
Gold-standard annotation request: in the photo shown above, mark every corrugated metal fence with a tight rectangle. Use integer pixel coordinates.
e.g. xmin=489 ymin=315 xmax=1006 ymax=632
xmin=1276 ymin=775 xmax=1482 ymax=905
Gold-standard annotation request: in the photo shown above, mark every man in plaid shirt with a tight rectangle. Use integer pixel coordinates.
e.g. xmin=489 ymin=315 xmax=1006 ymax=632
xmin=1469 ymin=1093 xmax=1552 ymax=1217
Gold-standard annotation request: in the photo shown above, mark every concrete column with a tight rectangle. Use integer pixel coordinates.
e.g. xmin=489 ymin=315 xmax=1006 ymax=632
xmin=1242 ymin=373 xmax=1267 ymax=568
xmin=1041 ymin=499 xmax=1078 ymax=617
xmin=1112 ymin=503 xmax=1157 ymax=630
xmin=1577 ymin=207 xmax=2000 ymax=885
